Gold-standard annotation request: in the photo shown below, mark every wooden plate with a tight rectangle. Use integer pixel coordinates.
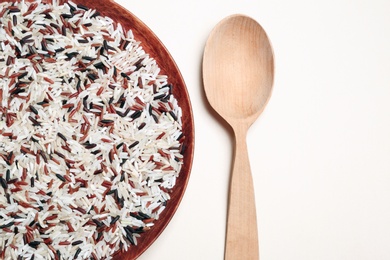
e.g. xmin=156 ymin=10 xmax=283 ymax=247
xmin=0 ymin=0 xmax=195 ymax=259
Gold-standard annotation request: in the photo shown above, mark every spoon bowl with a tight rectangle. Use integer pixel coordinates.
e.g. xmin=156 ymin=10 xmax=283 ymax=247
xmin=203 ymin=15 xmax=274 ymax=127
xmin=203 ymin=14 xmax=274 ymax=259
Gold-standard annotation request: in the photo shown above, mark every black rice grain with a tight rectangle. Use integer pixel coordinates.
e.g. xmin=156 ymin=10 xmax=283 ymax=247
xmin=93 ymin=62 xmax=105 ymax=70
xmin=60 ymin=13 xmax=73 ymax=19
xmin=92 ymin=219 xmax=103 ymax=228
xmin=78 ymin=38 xmax=88 ymax=44
xmin=57 ymin=132 xmax=67 ymax=142
xmin=110 ymin=215 xmax=120 ymax=225
xmin=87 ymin=73 xmax=98 ymax=81
xmin=130 ymin=110 xmax=142 ymax=119
xmin=8 ymin=8 xmax=20 ymax=13
xmin=29 ymin=105 xmax=38 ymax=115
xmin=91 ymin=150 xmax=101 ymax=155
xmin=84 ymin=143 xmax=97 ymax=149
xmin=90 ymin=11 xmax=100 ymax=18
xmin=28 ymin=116 xmax=41 ymax=126
xmin=0 ymin=176 xmax=7 ymax=189
xmin=96 ymin=232 xmax=103 ymax=242
xmin=76 ymin=4 xmax=89 ymax=11
xmin=71 ymin=240 xmax=83 ymax=246
xmin=176 ymin=133 xmax=184 ymax=141
xmin=5 ymin=193 xmax=10 ymax=204
xmin=39 ymin=150 xmax=48 ymax=163
xmin=120 ymin=72 xmax=130 ymax=80
xmin=113 ymin=66 xmax=117 ymax=77
xmin=10 ymin=88 xmax=25 ymax=95
xmin=128 ymin=141 xmax=139 ymax=149
xmin=138 ymin=212 xmax=151 ymax=219
xmin=154 ymin=93 xmax=166 ymax=100
xmin=99 ymin=119 xmax=114 ymax=124
xmin=130 ymin=212 xmax=144 ymax=220
xmin=17 ymin=71 xmax=28 ymax=79
xmin=0 ymin=221 xmax=14 ymax=229
xmin=54 ymin=151 xmax=65 ymax=159
xmin=169 ymin=111 xmax=178 ymax=121
xmin=28 ymin=241 xmax=40 ymax=249
xmin=65 ymin=51 xmax=78 ymax=59
xmin=107 ymin=189 xmax=116 ymax=195
xmin=74 ymin=248 xmax=81 ymax=259
xmin=6 ymin=169 xmax=10 ymax=182
xmin=123 ymin=226 xmax=136 ymax=241
xmin=55 ymin=174 xmax=66 ymax=182
xmin=103 ymin=40 xmax=108 ymax=51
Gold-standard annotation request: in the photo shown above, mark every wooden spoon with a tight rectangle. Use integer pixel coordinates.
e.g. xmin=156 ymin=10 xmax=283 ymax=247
xmin=202 ymin=14 xmax=274 ymax=259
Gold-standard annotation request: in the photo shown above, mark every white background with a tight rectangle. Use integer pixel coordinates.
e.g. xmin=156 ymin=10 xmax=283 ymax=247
xmin=115 ymin=0 xmax=390 ymax=259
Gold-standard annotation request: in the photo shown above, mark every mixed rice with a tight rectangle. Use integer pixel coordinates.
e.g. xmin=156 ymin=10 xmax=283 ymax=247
xmin=0 ymin=1 xmax=184 ymax=259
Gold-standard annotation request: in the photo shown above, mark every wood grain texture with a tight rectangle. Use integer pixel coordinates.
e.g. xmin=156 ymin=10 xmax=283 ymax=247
xmin=0 ymin=1 xmax=195 ymax=259
xmin=203 ymin=14 xmax=274 ymax=260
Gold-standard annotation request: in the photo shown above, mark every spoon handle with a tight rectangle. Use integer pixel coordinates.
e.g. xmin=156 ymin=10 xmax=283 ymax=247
xmin=225 ymin=127 xmax=259 ymax=260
